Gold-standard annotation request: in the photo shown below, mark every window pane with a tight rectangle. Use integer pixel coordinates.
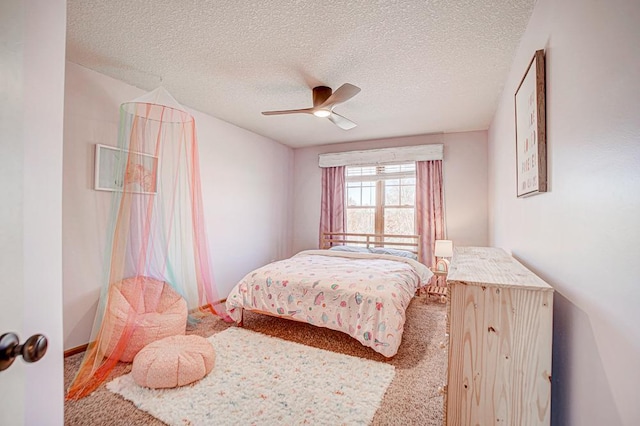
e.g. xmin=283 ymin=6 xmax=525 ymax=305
xmin=401 ymin=163 xmax=416 ymax=172
xmin=401 ymin=185 xmax=415 ymax=206
xmin=402 ymin=177 xmax=416 ymax=185
xmin=384 ymin=164 xmax=400 ymax=173
xmin=347 ymin=166 xmax=376 ymax=177
xmin=347 ymin=208 xmax=375 ymax=234
xmin=385 ymin=183 xmax=400 ymax=206
xmin=362 ymin=166 xmax=376 ymax=176
xmin=384 ymin=208 xmax=415 ymax=235
xmin=347 ymin=186 xmax=361 ymax=206
xmin=345 ymin=167 xmax=358 ymax=177
xmin=362 ymin=185 xmax=375 ymax=206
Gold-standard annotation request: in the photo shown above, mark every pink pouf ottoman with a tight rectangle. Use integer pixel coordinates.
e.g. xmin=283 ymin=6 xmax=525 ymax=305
xmin=100 ymin=276 xmax=188 ymax=362
xmin=132 ymin=335 xmax=215 ymax=389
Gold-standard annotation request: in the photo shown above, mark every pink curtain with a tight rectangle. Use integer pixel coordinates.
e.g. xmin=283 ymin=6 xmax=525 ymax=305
xmin=416 ymin=160 xmax=445 ymax=267
xmin=319 ymin=166 xmax=346 ymax=247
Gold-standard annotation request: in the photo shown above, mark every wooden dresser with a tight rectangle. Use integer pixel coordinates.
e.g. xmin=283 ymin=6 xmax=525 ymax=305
xmin=445 ymin=247 xmax=554 ymax=425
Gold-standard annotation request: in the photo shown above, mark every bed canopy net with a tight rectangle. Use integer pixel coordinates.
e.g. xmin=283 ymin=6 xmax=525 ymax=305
xmin=67 ymin=87 xmax=229 ymax=399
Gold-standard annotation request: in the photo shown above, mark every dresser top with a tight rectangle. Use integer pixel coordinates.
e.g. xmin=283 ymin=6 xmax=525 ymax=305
xmin=446 ymin=246 xmax=553 ymax=291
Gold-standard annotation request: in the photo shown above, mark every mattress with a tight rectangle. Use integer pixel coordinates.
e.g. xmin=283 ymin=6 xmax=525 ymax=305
xmin=225 ymin=249 xmax=433 ymax=357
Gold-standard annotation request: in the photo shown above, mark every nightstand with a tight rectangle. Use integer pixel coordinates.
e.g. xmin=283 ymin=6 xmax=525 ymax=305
xmin=431 ymin=269 xmax=447 ymax=284
xmin=425 ymin=269 xmax=448 ymax=303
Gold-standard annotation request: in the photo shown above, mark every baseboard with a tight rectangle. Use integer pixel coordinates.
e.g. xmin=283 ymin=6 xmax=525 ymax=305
xmin=191 ymin=299 xmax=226 ymax=314
xmin=64 ymin=343 xmax=89 ymax=358
xmin=63 ymin=300 xmax=227 ymax=357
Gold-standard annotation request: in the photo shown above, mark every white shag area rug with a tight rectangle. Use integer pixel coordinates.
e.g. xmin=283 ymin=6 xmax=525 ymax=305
xmin=107 ymin=327 xmax=395 ymax=425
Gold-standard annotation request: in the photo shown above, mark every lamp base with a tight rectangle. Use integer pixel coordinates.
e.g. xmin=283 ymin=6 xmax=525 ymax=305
xmin=435 ymin=258 xmax=450 ymax=273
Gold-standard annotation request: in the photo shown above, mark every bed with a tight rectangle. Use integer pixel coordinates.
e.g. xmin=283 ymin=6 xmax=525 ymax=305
xmin=225 ymin=233 xmax=433 ymax=357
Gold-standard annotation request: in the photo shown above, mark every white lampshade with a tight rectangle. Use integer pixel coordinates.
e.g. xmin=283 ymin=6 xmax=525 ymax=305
xmin=434 ymin=240 xmax=453 ymax=258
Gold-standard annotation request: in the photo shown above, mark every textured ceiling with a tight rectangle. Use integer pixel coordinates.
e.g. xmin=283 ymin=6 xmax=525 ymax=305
xmin=66 ymin=0 xmax=535 ymax=148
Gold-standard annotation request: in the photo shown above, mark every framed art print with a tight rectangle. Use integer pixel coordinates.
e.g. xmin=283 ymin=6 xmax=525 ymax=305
xmin=94 ymin=144 xmax=158 ymax=194
xmin=515 ymin=49 xmax=547 ymax=197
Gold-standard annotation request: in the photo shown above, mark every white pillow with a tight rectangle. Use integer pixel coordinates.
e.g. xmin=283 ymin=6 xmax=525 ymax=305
xmin=328 ymin=245 xmax=371 ymax=253
xmin=369 ymin=247 xmax=418 ymax=260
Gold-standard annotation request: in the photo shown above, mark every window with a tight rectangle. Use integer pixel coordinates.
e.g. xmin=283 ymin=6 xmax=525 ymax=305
xmin=346 ymin=162 xmax=416 ymax=239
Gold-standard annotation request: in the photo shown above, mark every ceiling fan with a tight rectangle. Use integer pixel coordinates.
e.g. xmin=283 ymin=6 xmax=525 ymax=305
xmin=262 ymin=83 xmax=361 ymax=130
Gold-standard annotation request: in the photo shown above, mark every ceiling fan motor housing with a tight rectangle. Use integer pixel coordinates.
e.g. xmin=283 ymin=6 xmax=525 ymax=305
xmin=312 ymin=86 xmax=332 ymax=107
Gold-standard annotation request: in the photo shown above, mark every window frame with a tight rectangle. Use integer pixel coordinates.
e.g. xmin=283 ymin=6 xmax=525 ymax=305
xmin=345 ymin=162 xmax=416 ymax=238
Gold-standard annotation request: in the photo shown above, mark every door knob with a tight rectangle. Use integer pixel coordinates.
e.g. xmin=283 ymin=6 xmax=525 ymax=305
xmin=0 ymin=333 xmax=48 ymax=371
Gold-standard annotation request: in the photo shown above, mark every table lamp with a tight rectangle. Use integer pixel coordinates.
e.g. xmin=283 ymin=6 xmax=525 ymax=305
xmin=434 ymin=240 xmax=453 ymax=273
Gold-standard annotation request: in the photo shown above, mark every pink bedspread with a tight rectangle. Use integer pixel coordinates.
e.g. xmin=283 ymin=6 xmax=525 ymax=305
xmin=225 ymin=250 xmax=433 ymax=357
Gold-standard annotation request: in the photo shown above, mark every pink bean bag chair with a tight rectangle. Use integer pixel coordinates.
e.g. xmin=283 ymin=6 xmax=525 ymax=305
xmin=132 ymin=335 xmax=215 ymax=388
xmin=99 ymin=276 xmax=188 ymax=362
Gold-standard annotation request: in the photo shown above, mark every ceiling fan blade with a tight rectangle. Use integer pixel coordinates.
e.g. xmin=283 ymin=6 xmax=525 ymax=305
xmin=262 ymin=108 xmax=313 ymax=115
xmin=319 ymin=83 xmax=361 ymax=109
xmin=328 ymin=112 xmax=357 ymax=130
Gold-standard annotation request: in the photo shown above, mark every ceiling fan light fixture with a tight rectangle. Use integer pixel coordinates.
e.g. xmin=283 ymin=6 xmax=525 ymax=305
xmin=313 ymin=109 xmax=331 ymax=118
xmin=262 ymin=83 xmax=360 ymax=129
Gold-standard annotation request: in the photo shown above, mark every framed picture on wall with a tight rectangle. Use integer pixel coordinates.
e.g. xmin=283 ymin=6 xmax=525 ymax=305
xmin=94 ymin=144 xmax=158 ymax=194
xmin=515 ymin=49 xmax=547 ymax=197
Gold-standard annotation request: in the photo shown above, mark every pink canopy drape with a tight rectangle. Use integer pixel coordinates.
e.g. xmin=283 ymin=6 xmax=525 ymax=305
xmin=66 ymin=88 xmax=228 ymax=400
xmin=319 ymin=166 xmax=346 ymax=247
xmin=416 ymin=160 xmax=445 ymax=267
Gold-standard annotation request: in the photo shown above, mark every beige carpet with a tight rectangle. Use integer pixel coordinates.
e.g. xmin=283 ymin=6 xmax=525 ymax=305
xmin=65 ymin=295 xmax=447 ymax=425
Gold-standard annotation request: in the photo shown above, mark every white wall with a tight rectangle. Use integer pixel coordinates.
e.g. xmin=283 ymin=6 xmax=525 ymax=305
xmin=63 ymin=62 xmax=294 ymax=349
xmin=292 ymin=131 xmax=488 ymax=253
xmin=487 ymin=0 xmax=640 ymax=424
